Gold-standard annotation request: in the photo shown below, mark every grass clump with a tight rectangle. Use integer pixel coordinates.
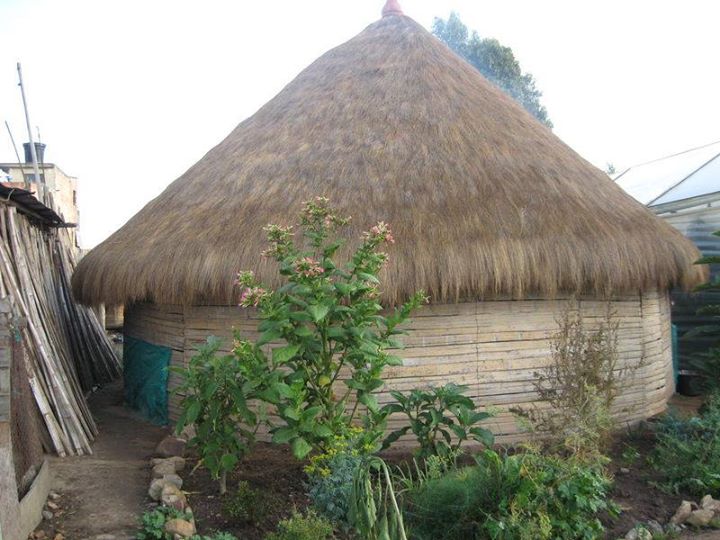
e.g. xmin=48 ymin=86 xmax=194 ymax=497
xmin=650 ymin=393 xmax=720 ymax=496
xmin=264 ymin=509 xmax=334 ymax=540
xmin=222 ymin=480 xmax=273 ymax=524
xmin=402 ymin=448 xmax=616 ymax=540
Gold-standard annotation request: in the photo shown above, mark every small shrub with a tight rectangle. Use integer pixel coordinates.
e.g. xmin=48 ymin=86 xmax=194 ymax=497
xmin=513 ymin=306 xmax=624 ymax=459
xmin=233 ymin=197 xmax=427 ymax=458
xmin=137 ymin=507 xmax=192 ymax=540
xmin=222 ymin=480 xmax=272 ymax=524
xmin=265 ymin=509 xmax=334 ymax=540
xmin=174 ymin=336 xmax=265 ymax=493
xmin=381 ymin=383 xmax=494 ymax=458
xmin=650 ymin=393 xmax=720 ymax=496
xmin=193 ymin=534 xmax=239 ymax=540
xmin=402 ymin=448 xmax=616 ymax=540
xmin=305 ymin=427 xmax=373 ymax=528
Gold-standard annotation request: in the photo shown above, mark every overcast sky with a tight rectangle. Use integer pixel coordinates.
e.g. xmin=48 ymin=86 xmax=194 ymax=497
xmin=1 ymin=0 xmax=719 ymax=248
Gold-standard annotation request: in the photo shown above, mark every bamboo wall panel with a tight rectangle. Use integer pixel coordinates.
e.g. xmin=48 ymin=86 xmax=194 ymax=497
xmin=124 ymin=291 xmax=674 ymax=444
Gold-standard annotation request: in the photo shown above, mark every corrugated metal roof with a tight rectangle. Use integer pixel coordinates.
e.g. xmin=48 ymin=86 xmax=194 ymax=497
xmin=615 ymin=141 xmax=720 ymax=206
xmin=0 ymin=183 xmax=64 ymax=226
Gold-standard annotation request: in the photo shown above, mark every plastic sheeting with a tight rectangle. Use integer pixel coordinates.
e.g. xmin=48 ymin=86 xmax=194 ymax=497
xmin=123 ymin=335 xmax=170 ymax=425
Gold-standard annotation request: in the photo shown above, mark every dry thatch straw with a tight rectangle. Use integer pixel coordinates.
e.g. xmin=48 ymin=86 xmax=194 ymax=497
xmin=73 ymin=13 xmax=705 ymax=307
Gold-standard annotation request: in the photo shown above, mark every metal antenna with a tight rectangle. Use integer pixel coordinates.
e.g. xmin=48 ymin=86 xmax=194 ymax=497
xmin=4 ymin=120 xmax=29 ymax=189
xmin=17 ymin=62 xmax=43 ymax=200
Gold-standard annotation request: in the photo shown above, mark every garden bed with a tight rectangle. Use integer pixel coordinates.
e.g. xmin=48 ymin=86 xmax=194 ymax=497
xmin=603 ymin=431 xmax=696 ymax=538
xmin=182 ymin=443 xmax=312 ymax=539
xmin=178 ymin=428 xmax=705 ymax=540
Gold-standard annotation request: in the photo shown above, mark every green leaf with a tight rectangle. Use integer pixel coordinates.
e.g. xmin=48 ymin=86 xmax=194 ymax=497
xmin=381 ymin=427 xmax=410 ymax=450
xmin=334 ymin=282 xmax=351 ymax=295
xmin=307 ymin=304 xmax=330 ymax=322
xmin=302 ymin=406 xmax=323 ymax=421
xmin=186 ymin=400 xmax=201 ymax=423
xmin=291 ymin=437 xmax=313 ymax=459
xmin=385 ymin=355 xmax=404 ymax=366
xmin=272 ymin=382 xmax=294 ymax=399
xmin=272 ymin=344 xmax=300 ymax=364
xmin=470 ymin=427 xmax=495 ymax=447
xmin=357 ymin=272 xmax=379 ymax=284
xmin=258 ymin=328 xmax=283 ymax=346
xmin=314 ymin=424 xmax=334 ymax=438
xmin=282 ymin=407 xmax=300 ymax=421
xmin=220 ymin=453 xmax=238 ymax=471
xmin=359 ymin=392 xmax=380 ymax=412
xmin=271 ymin=427 xmax=296 ymax=444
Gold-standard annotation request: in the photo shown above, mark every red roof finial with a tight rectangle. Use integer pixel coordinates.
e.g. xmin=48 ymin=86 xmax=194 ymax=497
xmin=382 ymin=0 xmax=403 ymax=17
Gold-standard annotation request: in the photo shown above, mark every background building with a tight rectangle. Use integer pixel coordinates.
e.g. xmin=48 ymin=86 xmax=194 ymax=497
xmin=616 ymin=141 xmax=720 ymax=369
xmin=0 ymin=142 xmax=80 ymax=246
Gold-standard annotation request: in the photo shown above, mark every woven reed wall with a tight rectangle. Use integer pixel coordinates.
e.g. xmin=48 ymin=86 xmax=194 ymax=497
xmin=124 ymin=291 xmax=673 ymax=444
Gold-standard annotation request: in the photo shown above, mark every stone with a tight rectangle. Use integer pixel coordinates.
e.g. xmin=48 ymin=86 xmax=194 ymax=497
xmin=164 ymin=518 xmax=195 ymax=538
xmin=687 ymin=508 xmax=715 ymax=528
xmin=646 ymin=520 xmax=664 ymax=535
xmin=670 ymin=500 xmax=693 ymax=525
xmin=33 ymin=531 xmax=47 ymax=539
xmin=161 ymin=484 xmax=188 ymax=511
xmin=162 ymin=473 xmax=183 ymax=489
xmin=93 ymin=536 xmax=116 ymax=540
xmin=155 ymin=435 xmax=186 ymax=458
xmin=53 ymin=534 xmax=65 ymax=540
xmin=42 ymin=510 xmax=53 ymax=520
xmin=619 ymin=467 xmax=630 ymax=475
xmin=149 ymin=476 xmax=183 ymax=500
xmin=48 ymin=491 xmax=61 ymax=501
xmin=151 ymin=456 xmax=186 ymax=472
xmin=152 ymin=460 xmax=177 ymax=478
xmin=624 ymin=527 xmax=651 ymax=540
xmin=148 ymin=478 xmax=169 ymax=501
xmin=47 ymin=500 xmax=59 ymax=510
xmin=701 ymin=494 xmax=720 ymax=513
xmin=179 ymin=424 xmax=195 ymax=441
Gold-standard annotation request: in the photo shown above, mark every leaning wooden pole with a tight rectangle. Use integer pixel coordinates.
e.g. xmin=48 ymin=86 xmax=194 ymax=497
xmin=0 ymin=200 xmax=120 ymax=455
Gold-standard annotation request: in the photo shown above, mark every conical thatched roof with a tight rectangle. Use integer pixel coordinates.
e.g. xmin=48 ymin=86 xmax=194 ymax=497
xmin=73 ymin=11 xmax=704 ymax=307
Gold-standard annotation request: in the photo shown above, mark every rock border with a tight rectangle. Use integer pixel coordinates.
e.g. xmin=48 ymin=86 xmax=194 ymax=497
xmin=147 ymin=435 xmax=195 ymax=539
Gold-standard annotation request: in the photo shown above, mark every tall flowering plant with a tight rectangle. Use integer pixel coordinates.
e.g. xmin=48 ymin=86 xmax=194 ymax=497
xmin=235 ymin=197 xmax=427 ymax=459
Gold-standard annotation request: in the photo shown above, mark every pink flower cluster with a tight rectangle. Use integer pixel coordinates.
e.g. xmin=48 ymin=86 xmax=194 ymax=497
xmin=294 ymin=257 xmax=325 ymax=278
xmin=239 ymin=286 xmax=268 ymax=308
xmin=366 ymin=221 xmax=395 ymax=244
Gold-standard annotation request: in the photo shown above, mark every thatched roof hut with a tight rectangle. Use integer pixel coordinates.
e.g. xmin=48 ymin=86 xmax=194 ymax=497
xmin=73 ymin=3 xmax=704 ymax=438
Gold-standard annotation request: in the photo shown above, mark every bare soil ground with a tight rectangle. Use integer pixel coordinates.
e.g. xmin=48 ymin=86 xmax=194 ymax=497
xmin=35 ymin=381 xmax=167 ymax=540
xmin=32 ymin=386 xmax=719 ymax=539
xmin=182 ymin=443 xmax=311 ymax=539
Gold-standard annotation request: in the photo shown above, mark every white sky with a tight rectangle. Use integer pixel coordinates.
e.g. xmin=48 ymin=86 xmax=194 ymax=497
xmin=1 ymin=0 xmax=719 ymax=248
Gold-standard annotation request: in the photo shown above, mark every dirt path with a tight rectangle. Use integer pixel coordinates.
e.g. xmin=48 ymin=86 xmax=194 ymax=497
xmin=43 ymin=381 xmax=168 ymax=540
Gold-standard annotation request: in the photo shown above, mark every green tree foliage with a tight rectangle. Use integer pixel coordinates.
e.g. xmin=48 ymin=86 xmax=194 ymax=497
xmin=432 ymin=12 xmax=552 ymax=128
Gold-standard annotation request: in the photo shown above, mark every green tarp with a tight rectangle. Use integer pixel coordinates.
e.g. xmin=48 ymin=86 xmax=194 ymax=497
xmin=123 ymin=335 xmax=171 ymax=425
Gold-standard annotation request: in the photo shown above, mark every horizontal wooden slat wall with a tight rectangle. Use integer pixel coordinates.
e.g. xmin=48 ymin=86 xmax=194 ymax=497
xmin=124 ymin=291 xmax=674 ymax=445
